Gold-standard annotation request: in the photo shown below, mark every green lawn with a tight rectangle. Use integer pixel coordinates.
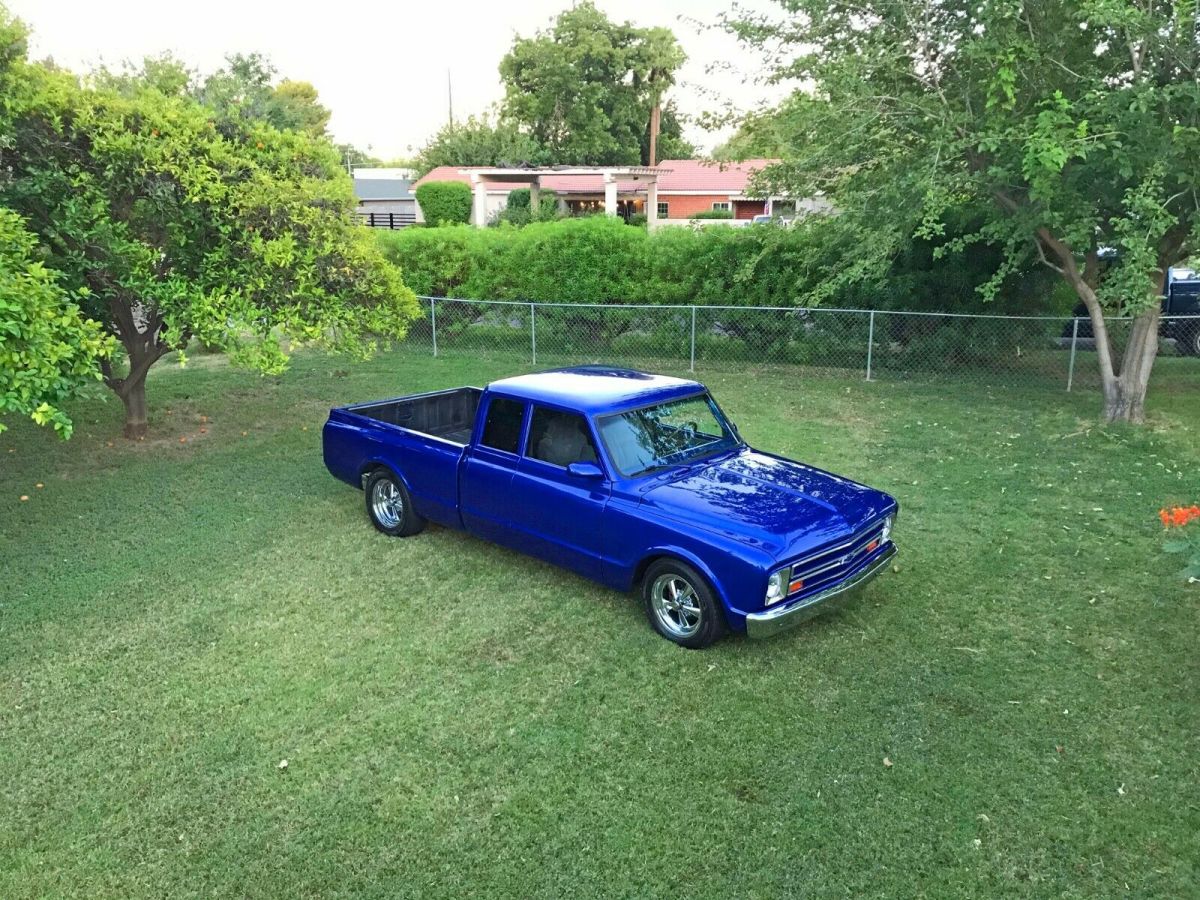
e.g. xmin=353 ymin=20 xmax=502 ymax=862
xmin=2 ymin=348 xmax=1198 ymax=898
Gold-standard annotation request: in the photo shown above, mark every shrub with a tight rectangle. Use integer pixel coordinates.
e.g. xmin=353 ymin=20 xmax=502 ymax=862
xmin=492 ymin=189 xmax=562 ymax=227
xmin=0 ymin=208 xmax=113 ymax=438
xmin=414 ymin=181 xmax=473 ymax=226
xmin=376 ymin=212 xmax=1056 ymax=321
xmin=1159 ymin=506 xmax=1200 ymax=582
xmin=691 ymin=208 xmax=734 ymax=220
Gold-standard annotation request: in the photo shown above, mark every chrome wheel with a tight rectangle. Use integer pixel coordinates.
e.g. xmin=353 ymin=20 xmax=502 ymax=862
xmin=650 ymin=573 xmax=703 ymax=639
xmin=370 ymin=478 xmax=404 ymax=529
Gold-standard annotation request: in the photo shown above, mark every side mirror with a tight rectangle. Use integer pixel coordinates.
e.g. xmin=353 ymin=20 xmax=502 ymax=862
xmin=567 ymin=461 xmax=604 ymax=479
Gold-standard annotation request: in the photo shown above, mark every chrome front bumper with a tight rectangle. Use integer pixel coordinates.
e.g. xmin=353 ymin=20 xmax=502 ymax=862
xmin=744 ymin=544 xmax=897 ymax=639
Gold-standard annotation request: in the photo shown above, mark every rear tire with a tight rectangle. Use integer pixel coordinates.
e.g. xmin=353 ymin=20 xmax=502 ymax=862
xmin=642 ymin=558 xmax=726 ymax=649
xmin=364 ymin=468 xmax=425 ymax=537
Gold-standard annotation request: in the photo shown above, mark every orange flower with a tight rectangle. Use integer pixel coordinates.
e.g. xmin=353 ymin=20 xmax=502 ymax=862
xmin=1160 ymin=505 xmax=1200 ymax=528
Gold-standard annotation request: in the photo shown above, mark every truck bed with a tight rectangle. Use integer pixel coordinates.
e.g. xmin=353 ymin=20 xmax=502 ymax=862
xmin=346 ymin=387 xmax=481 ymax=444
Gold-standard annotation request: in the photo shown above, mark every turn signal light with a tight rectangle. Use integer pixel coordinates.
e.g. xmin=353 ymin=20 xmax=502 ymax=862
xmin=788 ymin=578 xmax=805 ymax=594
xmin=866 ymin=539 xmax=879 ymax=553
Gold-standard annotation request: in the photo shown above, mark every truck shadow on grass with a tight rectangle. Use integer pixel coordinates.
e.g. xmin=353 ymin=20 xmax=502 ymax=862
xmin=390 ymin=520 xmax=877 ymax=654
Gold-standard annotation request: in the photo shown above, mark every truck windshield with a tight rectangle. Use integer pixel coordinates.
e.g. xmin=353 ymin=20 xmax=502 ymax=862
xmin=597 ymin=394 xmax=740 ymax=478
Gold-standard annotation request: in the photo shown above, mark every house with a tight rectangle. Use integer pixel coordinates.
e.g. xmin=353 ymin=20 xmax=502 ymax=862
xmin=352 ymin=168 xmax=418 ymax=228
xmin=410 ymin=159 xmax=823 ymax=226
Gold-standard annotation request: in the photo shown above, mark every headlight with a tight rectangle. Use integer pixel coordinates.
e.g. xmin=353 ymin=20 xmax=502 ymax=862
xmin=765 ymin=568 xmax=788 ymax=605
xmin=881 ymin=514 xmax=894 ymax=543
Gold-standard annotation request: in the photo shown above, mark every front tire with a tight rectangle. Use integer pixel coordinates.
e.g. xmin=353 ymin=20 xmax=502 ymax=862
xmin=364 ymin=468 xmax=425 ymax=537
xmin=642 ymin=559 xmax=726 ymax=649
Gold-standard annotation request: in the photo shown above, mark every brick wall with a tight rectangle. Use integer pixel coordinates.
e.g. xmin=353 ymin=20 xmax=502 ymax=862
xmin=658 ymin=194 xmax=737 ymax=219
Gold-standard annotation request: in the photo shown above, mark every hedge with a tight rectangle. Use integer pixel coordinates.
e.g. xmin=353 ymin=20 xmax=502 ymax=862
xmin=414 ymin=181 xmax=472 ymax=226
xmin=376 ymin=214 xmax=1065 ymax=314
xmin=376 ymin=215 xmax=1068 ymax=368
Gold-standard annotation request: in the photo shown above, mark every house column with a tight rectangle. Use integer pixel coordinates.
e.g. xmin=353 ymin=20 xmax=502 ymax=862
xmin=646 ymin=179 xmax=659 ymax=228
xmin=603 ymin=172 xmax=618 ymax=217
xmin=470 ymin=172 xmax=488 ymax=227
xmin=529 ymin=177 xmax=540 ymax=220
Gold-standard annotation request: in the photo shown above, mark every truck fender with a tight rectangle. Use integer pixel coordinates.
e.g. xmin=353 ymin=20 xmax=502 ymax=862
xmin=358 ymin=458 xmax=412 ymax=495
xmin=631 ymin=545 xmax=732 ymax=613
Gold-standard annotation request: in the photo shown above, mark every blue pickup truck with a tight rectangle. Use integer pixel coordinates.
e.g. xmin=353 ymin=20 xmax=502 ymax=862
xmin=323 ymin=367 xmax=898 ymax=647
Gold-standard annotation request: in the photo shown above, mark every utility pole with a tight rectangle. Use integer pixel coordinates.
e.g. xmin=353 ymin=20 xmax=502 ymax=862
xmin=447 ymin=69 xmax=454 ymax=127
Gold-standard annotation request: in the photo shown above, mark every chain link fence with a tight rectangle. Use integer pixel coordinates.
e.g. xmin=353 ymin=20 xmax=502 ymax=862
xmin=402 ymin=297 xmax=1200 ymax=393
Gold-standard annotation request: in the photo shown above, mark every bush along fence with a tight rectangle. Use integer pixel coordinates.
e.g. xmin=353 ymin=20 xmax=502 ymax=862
xmin=405 ymin=297 xmax=1200 ymax=392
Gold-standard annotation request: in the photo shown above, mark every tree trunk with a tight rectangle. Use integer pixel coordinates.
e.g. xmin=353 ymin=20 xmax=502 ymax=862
xmin=120 ymin=373 xmax=150 ymax=439
xmin=1046 ymin=230 xmax=1164 ymax=425
xmin=1103 ymin=303 xmax=1160 ymax=424
xmin=101 ymin=301 xmax=169 ymax=439
xmin=648 ymin=103 xmax=661 ymax=167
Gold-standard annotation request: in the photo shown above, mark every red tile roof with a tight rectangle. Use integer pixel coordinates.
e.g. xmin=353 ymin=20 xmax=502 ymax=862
xmin=413 ymin=159 xmax=779 ymax=197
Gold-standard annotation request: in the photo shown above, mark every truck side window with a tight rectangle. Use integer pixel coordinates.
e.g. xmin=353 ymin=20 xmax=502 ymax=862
xmin=480 ymin=397 xmax=525 ymax=454
xmin=527 ymin=406 xmax=598 ymax=467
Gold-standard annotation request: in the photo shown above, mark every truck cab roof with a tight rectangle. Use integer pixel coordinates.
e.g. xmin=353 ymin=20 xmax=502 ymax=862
xmin=487 ymin=366 xmax=704 ymax=416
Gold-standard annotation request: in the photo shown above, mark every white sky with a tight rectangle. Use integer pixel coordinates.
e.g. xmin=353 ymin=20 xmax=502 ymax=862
xmin=9 ymin=0 xmax=789 ymax=160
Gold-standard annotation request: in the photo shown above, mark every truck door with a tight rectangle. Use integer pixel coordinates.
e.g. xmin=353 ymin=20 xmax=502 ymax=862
xmin=507 ymin=405 xmax=611 ymax=579
xmin=460 ymin=395 xmax=527 ymax=542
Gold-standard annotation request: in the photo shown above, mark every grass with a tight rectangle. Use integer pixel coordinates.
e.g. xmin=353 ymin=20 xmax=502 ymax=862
xmin=1 ymin=347 xmax=1198 ymax=898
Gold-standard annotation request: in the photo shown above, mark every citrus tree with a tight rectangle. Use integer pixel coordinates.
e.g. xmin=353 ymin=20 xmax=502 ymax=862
xmin=0 ymin=208 xmax=113 ymax=437
xmin=0 ymin=11 xmax=418 ymax=438
xmin=727 ymin=0 xmax=1200 ymax=422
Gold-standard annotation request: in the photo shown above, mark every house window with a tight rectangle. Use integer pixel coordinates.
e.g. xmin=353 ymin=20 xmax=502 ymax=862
xmin=712 ymin=201 xmax=731 ymax=211
xmin=657 ymin=201 xmax=669 ymax=218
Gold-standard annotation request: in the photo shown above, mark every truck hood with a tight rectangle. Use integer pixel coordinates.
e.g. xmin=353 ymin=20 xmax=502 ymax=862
xmin=638 ymin=450 xmax=895 ymax=560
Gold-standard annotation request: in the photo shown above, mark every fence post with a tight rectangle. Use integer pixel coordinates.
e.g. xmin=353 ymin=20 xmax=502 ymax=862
xmin=530 ymin=302 xmax=537 ymax=365
xmin=865 ymin=310 xmax=876 ymax=381
xmin=430 ymin=297 xmax=438 ymax=358
xmin=1066 ymin=317 xmax=1079 ymax=392
xmin=689 ymin=306 xmax=697 ymax=373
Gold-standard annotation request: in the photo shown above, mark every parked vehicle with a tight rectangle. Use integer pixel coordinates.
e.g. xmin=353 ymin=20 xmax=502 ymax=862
xmin=1061 ymin=267 xmax=1200 ymax=355
xmin=323 ymin=367 xmax=898 ymax=647
xmin=751 ymin=213 xmax=795 ymax=226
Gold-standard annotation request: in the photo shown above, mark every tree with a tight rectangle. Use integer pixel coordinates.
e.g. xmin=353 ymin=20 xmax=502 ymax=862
xmin=0 ymin=27 xmax=418 ymax=439
xmin=0 ymin=208 xmax=114 ymax=437
xmin=415 ymin=181 xmax=473 ymax=226
xmin=726 ymin=0 xmax=1200 ymax=422
xmin=196 ymin=53 xmax=330 ymax=137
xmin=641 ymin=102 xmax=694 ymax=165
xmin=0 ymin=10 xmax=111 ymax=438
xmin=271 ymin=79 xmax=331 ymax=137
xmin=414 ymin=114 xmax=546 ymax=176
xmin=93 ymin=52 xmax=195 ymax=98
xmin=94 ymin=53 xmax=330 ymax=138
xmin=499 ymin=2 xmax=690 ymax=165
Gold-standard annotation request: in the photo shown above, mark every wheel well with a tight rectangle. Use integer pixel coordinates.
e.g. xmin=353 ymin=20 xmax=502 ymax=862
xmin=633 ymin=554 xmax=671 ymax=590
xmin=634 ymin=553 xmax=718 ymax=598
xmin=359 ymin=462 xmax=389 ymax=488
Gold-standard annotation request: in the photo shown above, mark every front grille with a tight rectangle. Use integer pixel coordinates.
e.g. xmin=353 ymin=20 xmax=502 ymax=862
xmin=787 ymin=519 xmax=889 ymax=599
